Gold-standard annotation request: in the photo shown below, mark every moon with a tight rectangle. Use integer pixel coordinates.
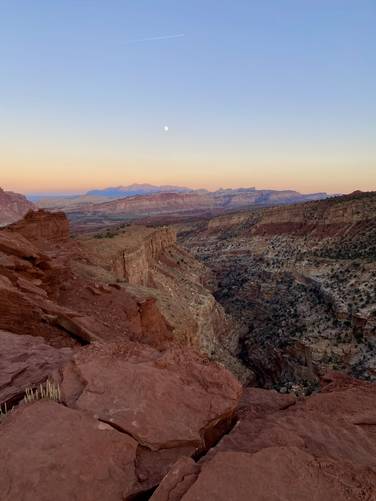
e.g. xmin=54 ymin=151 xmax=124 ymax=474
xmin=164 ymin=125 xmax=169 ymax=132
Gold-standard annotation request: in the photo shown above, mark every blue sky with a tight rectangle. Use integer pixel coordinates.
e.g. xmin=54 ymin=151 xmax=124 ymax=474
xmin=0 ymin=0 xmax=375 ymax=193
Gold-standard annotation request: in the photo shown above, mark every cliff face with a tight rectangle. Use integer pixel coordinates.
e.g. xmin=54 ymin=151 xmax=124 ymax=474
xmin=120 ymin=227 xmax=177 ymax=285
xmin=206 ymin=191 xmax=376 ymax=238
xmin=0 ymin=188 xmax=35 ymax=226
xmin=78 ymin=226 xmax=176 ymax=285
xmin=252 ymin=191 xmax=376 ymax=237
xmin=77 ymin=225 xmax=250 ymax=382
xmin=0 ymin=212 xmax=174 ymax=349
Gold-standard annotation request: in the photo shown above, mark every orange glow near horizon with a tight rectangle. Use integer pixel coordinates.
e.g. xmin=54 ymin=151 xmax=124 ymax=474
xmin=1 ymin=128 xmax=375 ymax=195
xmin=2 ymin=154 xmax=375 ymax=196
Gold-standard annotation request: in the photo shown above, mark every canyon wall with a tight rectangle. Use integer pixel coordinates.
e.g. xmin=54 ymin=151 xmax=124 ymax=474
xmin=77 ymin=225 xmax=250 ymax=381
xmin=180 ymin=191 xmax=376 ymax=389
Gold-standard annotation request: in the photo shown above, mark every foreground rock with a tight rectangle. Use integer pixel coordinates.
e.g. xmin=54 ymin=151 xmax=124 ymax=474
xmin=0 ymin=341 xmax=241 ymax=498
xmin=61 ymin=342 xmax=241 ymax=489
xmin=0 ymin=211 xmax=186 ymax=349
xmin=0 ymin=330 xmax=71 ymax=406
xmin=153 ymin=447 xmax=375 ymax=501
xmin=62 ymin=342 xmax=241 ymax=450
xmin=151 ymin=373 xmax=376 ymax=500
xmin=212 ymin=373 xmax=376 ymax=467
xmin=0 ymin=401 xmax=139 ymax=501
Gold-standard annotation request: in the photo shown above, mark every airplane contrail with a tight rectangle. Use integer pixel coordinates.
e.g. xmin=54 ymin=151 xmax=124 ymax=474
xmin=126 ymin=33 xmax=185 ymax=44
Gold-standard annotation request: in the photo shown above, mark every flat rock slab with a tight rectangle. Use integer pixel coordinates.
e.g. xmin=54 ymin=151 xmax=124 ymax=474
xmin=157 ymin=448 xmax=375 ymax=501
xmin=213 ymin=380 xmax=376 ymax=469
xmin=153 ymin=375 xmax=376 ymax=500
xmin=62 ymin=342 xmax=241 ymax=451
xmin=0 ymin=330 xmax=72 ymax=405
xmin=0 ymin=400 xmax=139 ymax=501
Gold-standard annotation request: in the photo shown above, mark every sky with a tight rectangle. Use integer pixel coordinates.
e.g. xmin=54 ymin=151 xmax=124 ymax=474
xmin=0 ymin=0 xmax=375 ymax=195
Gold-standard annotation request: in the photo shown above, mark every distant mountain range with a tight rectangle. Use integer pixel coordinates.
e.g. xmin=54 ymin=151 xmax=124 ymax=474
xmin=33 ymin=184 xmax=328 ymax=213
xmin=86 ymin=183 xmax=192 ymax=197
xmin=47 ymin=187 xmax=330 ymax=233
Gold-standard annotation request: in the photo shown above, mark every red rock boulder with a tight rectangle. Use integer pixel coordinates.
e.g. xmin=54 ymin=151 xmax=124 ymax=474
xmin=62 ymin=342 xmax=241 ymax=450
xmin=61 ymin=341 xmax=242 ymax=490
xmin=152 ymin=447 xmax=376 ymax=501
xmin=0 ymin=400 xmax=139 ymax=501
xmin=151 ymin=374 xmax=376 ymax=500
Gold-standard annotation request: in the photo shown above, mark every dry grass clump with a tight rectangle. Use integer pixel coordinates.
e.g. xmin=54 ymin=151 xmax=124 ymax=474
xmin=23 ymin=379 xmax=61 ymax=404
xmin=0 ymin=402 xmax=11 ymax=418
xmin=0 ymin=380 xmax=61 ymax=421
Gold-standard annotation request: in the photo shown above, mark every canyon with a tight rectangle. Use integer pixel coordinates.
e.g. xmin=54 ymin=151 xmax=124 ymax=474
xmin=178 ymin=191 xmax=376 ymax=391
xmin=0 ymin=191 xmax=375 ymax=499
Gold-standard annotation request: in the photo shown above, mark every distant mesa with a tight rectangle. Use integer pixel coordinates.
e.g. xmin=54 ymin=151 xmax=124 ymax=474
xmin=75 ymin=187 xmax=330 ymax=223
xmin=34 ymin=184 xmax=330 ymax=221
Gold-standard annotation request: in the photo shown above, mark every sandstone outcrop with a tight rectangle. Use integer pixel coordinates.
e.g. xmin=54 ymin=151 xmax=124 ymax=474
xmin=8 ymin=209 xmax=70 ymax=246
xmin=80 ymin=226 xmax=176 ymax=285
xmin=61 ymin=342 xmax=241 ymax=449
xmin=0 ymin=212 xmax=182 ymax=350
xmin=153 ymin=448 xmax=375 ymax=501
xmin=151 ymin=373 xmax=376 ymax=500
xmin=76 ymin=226 xmax=250 ymax=381
xmin=209 ymin=374 xmax=376 ymax=465
xmin=0 ymin=187 xmax=35 ymax=226
xmin=0 ymin=401 xmax=139 ymax=501
xmin=59 ymin=341 xmax=241 ymax=491
xmin=0 ymin=341 xmax=242 ymax=499
xmin=0 ymin=229 xmax=99 ymax=346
